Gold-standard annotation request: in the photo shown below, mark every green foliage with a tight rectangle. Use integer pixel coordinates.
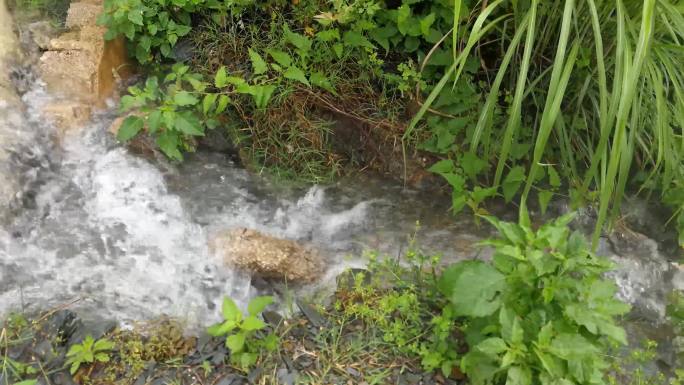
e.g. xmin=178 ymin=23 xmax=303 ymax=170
xmin=207 ymin=296 xmax=278 ymax=370
xmin=65 ymin=336 xmax=115 ymax=375
xmin=438 ymin=214 xmax=630 ymax=384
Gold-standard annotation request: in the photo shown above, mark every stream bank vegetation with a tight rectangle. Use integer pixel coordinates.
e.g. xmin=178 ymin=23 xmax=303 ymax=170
xmin=98 ymin=0 xmax=684 ymax=247
xmin=2 ymin=215 xmax=683 ymax=384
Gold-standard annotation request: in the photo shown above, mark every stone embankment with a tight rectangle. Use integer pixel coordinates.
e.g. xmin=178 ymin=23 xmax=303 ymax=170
xmin=38 ymin=0 xmax=131 ymax=136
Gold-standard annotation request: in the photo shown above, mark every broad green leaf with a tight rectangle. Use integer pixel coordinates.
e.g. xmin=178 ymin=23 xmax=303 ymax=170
xmin=248 ymin=48 xmax=268 ymax=75
xmin=173 ymin=91 xmax=198 ymax=106
xmin=147 ymin=110 xmax=162 ymax=133
xmin=216 ymin=94 xmax=231 ymax=114
xmin=309 ymin=72 xmax=335 ymax=93
xmin=461 ymin=152 xmax=487 ymax=180
xmin=283 ymin=66 xmax=310 ymax=86
xmin=221 ymin=297 xmax=242 ymax=322
xmin=117 ymin=116 xmax=144 ymax=142
xmin=242 ymin=315 xmax=266 ymax=331
xmin=215 ymin=66 xmax=228 ymax=88
xmin=95 ymin=353 xmax=110 ymax=362
xmin=428 ymin=159 xmax=455 ymax=174
xmin=248 ymin=296 xmax=273 ymax=315
xmin=420 ymin=13 xmax=436 ymax=37
xmin=267 ymin=49 xmax=292 ymax=68
xmin=283 ymin=24 xmax=311 ymax=53
xmin=250 ymin=85 xmax=276 ymax=109
xmin=93 ymin=339 xmax=114 ymax=351
xmin=203 ymin=94 xmax=218 ymax=115
xmin=502 ymin=166 xmax=526 ymax=202
xmin=538 ymin=190 xmax=554 ymax=215
xmin=506 ymin=366 xmax=532 ymax=385
xmin=174 ymin=114 xmax=204 ymax=136
xmin=13 ymin=380 xmax=38 ymax=385
xmin=342 ymin=31 xmax=374 ymax=49
xmin=316 ymin=28 xmax=340 ymax=42
xmin=156 ymin=130 xmax=183 ymax=161
xmin=438 ymin=260 xmax=505 ymax=317
xmin=226 ymin=332 xmax=246 ymax=352
xmin=476 ymin=338 xmax=508 ymax=357
xmin=548 ymin=166 xmax=561 ymax=187
xmin=549 ymin=334 xmax=598 ymax=360
xmin=206 ymin=320 xmax=236 ymax=336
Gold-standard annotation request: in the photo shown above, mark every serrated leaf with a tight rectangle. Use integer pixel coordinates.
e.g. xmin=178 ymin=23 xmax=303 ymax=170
xmin=506 ymin=366 xmax=531 ymax=385
xmin=248 ymin=48 xmax=268 ymax=75
xmin=226 ymin=332 xmax=245 ymax=352
xmin=342 ymin=31 xmax=373 ymax=49
xmin=222 ymin=297 xmax=241 ymax=322
xmin=242 ymin=315 xmax=266 ymax=331
xmin=174 ymin=114 xmax=203 ymax=136
xmin=207 ymin=320 xmax=236 ymax=336
xmin=215 ymin=66 xmax=228 ymax=88
xmin=267 ymin=49 xmax=292 ymax=68
xmin=216 ymin=94 xmax=230 ymax=114
xmin=127 ymin=10 xmax=143 ymax=25
xmin=117 ymin=116 xmax=144 ymax=142
xmin=476 ymin=338 xmax=508 ymax=357
xmin=539 ymin=190 xmax=554 ymax=215
xmin=203 ymin=94 xmax=218 ymax=115
xmin=309 ymin=72 xmax=335 ymax=93
xmin=502 ymin=166 xmax=526 ymax=202
xmin=437 ymin=260 xmax=505 ymax=317
xmin=248 ymin=296 xmax=273 ymax=315
xmin=173 ymin=91 xmax=198 ymax=106
xmin=156 ymin=130 xmax=183 ymax=161
xmin=250 ymin=85 xmax=276 ymax=109
xmin=283 ymin=66 xmax=310 ymax=86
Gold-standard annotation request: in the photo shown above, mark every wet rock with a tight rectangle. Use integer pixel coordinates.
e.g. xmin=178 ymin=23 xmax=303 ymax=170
xmin=27 ymin=21 xmax=58 ymax=50
xmin=208 ymin=228 xmax=323 ymax=283
xmin=262 ymin=310 xmax=283 ymax=326
xmin=41 ymin=100 xmax=92 ymax=135
xmin=296 ymin=300 xmax=327 ymax=328
xmin=276 ymin=368 xmax=298 ymax=385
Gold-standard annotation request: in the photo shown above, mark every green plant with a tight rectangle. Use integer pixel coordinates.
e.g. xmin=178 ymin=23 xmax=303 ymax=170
xmin=438 ymin=213 xmax=630 ymax=384
xmin=65 ymin=336 xmax=115 ymax=375
xmin=207 ymin=296 xmax=278 ymax=370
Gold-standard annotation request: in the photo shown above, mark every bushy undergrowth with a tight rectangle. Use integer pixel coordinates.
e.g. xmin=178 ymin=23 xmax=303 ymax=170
xmin=98 ymin=0 xmax=684 ymax=243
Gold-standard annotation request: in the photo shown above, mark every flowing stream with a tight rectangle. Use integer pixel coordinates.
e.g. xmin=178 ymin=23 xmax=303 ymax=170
xmin=0 ymin=72 xmax=682 ymax=369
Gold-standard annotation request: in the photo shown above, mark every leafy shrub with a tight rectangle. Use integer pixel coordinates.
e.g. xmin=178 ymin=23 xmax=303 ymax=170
xmin=65 ymin=336 xmax=115 ymax=375
xmin=438 ymin=214 xmax=630 ymax=384
xmin=207 ymin=296 xmax=278 ymax=370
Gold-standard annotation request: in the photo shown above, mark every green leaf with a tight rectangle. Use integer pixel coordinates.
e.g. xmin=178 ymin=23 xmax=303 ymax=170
xmin=309 ymin=72 xmax=335 ymax=93
xmin=248 ymin=296 xmax=273 ymax=315
xmin=476 ymin=338 xmax=508 ymax=357
xmin=461 ymin=152 xmax=487 ymax=180
xmin=283 ymin=66 xmax=310 ymax=86
xmin=117 ymin=116 xmax=144 ymax=142
xmin=250 ymin=85 xmax=276 ymax=109
xmin=147 ymin=110 xmax=162 ymax=133
xmin=222 ymin=297 xmax=241 ymax=322
xmin=248 ymin=48 xmax=268 ymax=75
xmin=502 ymin=166 xmax=526 ymax=202
xmin=437 ymin=260 xmax=505 ymax=317
xmin=506 ymin=366 xmax=532 ymax=385
xmin=538 ymin=190 xmax=554 ymax=215
xmin=173 ymin=91 xmax=199 ymax=106
xmin=548 ymin=166 xmax=561 ymax=187
xmin=342 ymin=31 xmax=374 ymax=49
xmin=95 ymin=353 xmax=110 ymax=362
xmin=267 ymin=49 xmax=292 ymax=68
xmin=242 ymin=316 xmax=266 ymax=331
xmin=174 ymin=113 xmax=204 ymax=136
xmin=70 ymin=361 xmax=80 ymax=375
xmin=127 ymin=10 xmax=143 ymax=25
xmin=215 ymin=66 xmax=228 ymax=88
xmin=549 ymin=334 xmax=598 ymax=360
xmin=226 ymin=332 xmax=246 ymax=352
xmin=283 ymin=24 xmax=311 ymax=53
xmin=428 ymin=159 xmax=455 ymax=174
xmin=93 ymin=339 xmax=114 ymax=351
xmin=156 ymin=130 xmax=183 ymax=161
xmin=203 ymin=94 xmax=218 ymax=115
xmin=13 ymin=380 xmax=38 ymax=385
xmin=316 ymin=28 xmax=340 ymax=42
xmin=216 ymin=94 xmax=231 ymax=114
xmin=419 ymin=13 xmax=436 ymax=37
xmin=206 ymin=320 xmax=236 ymax=336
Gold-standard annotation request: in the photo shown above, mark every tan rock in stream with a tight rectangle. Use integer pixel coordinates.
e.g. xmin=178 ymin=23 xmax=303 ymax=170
xmin=209 ymin=228 xmax=324 ymax=283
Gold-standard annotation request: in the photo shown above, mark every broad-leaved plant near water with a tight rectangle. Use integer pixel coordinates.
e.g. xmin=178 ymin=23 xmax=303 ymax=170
xmin=438 ymin=213 xmax=630 ymax=385
xmin=65 ymin=336 xmax=115 ymax=375
xmin=207 ymin=296 xmax=278 ymax=370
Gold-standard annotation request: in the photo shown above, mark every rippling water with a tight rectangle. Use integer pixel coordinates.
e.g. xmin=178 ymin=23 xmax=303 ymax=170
xmin=0 ymin=82 xmax=681 ymax=337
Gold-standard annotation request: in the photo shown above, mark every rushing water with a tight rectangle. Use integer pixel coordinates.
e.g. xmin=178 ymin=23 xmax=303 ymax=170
xmin=0 ymin=80 xmax=682 ymax=343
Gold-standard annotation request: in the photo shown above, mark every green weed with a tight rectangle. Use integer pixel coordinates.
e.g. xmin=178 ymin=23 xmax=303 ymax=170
xmin=65 ymin=336 xmax=115 ymax=375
